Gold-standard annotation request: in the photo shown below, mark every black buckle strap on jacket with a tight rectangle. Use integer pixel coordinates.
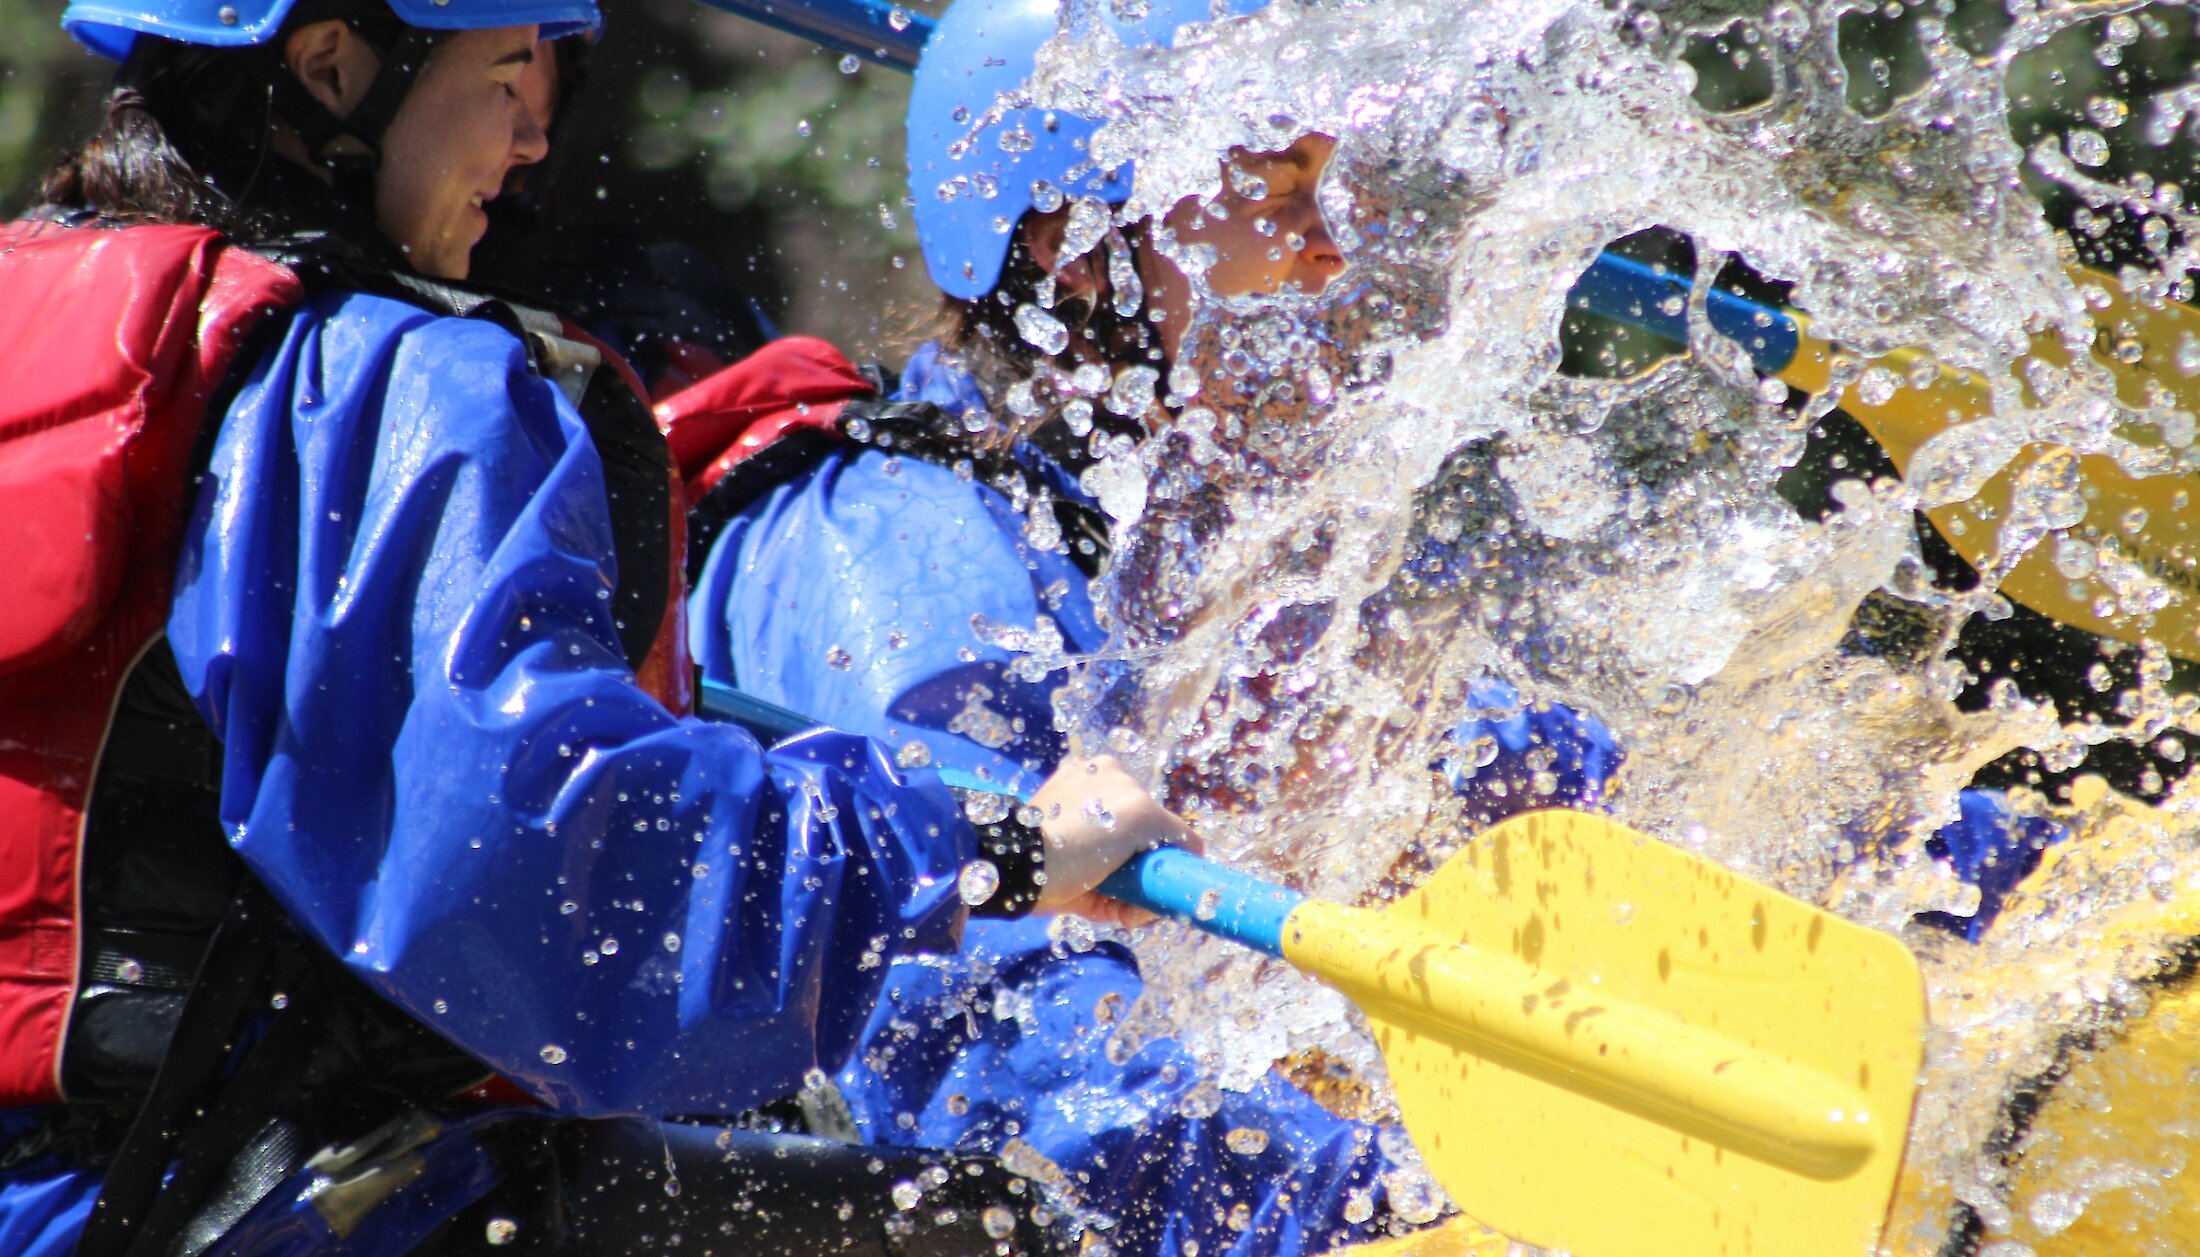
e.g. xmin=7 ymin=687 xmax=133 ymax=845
xmin=74 ymin=877 xmax=319 ymax=1257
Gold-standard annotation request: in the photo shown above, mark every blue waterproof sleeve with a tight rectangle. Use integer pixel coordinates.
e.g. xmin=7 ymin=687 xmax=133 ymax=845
xmin=167 ymin=291 xmax=974 ymax=1118
xmin=691 ymin=443 xmax=1104 ymax=797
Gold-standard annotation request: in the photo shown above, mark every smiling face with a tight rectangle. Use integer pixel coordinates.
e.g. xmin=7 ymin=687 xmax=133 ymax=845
xmin=1142 ymin=133 xmax=1346 ymax=362
xmin=372 ymin=26 xmax=550 ymax=279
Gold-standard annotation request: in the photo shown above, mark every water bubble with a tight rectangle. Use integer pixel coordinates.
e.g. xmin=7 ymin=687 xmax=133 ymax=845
xmin=897 ymin=739 xmax=934 ymax=769
xmin=1853 ymin=366 xmax=1900 ymax=408
xmin=981 ymin=1204 xmax=1020 ymax=1238
xmin=599 ymin=936 xmax=619 ymax=955
xmin=838 ymin=53 xmax=861 ymax=74
xmin=1081 ymin=797 xmax=1117 ymax=829
xmin=886 ymin=4 xmax=910 ymax=29
xmin=1048 ymin=915 xmax=1097 ymax=953
xmin=1381 ymin=1169 xmax=1445 ymax=1225
xmin=1194 ymin=889 xmax=1222 ymax=920
xmin=539 ymin=1044 xmax=568 ymax=1065
xmin=2067 ymin=129 xmax=2111 ymax=167
xmin=963 ymin=790 xmax=1013 ymax=825
xmin=485 ymin=1219 xmax=520 ymax=1246
xmin=891 ymin=1180 xmax=923 ymax=1210
xmin=2027 ymin=1188 xmax=2085 ymax=1235
xmin=826 ymin=645 xmax=855 ymax=671
xmin=959 ymin=859 xmax=1002 ymax=906
xmin=2052 ymin=536 xmax=2097 ymax=579
xmin=1061 ymin=198 xmax=1111 ymax=261
xmin=1014 ymin=304 xmax=1071 ymax=356
xmin=1224 ymin=1127 xmax=1270 ymax=1155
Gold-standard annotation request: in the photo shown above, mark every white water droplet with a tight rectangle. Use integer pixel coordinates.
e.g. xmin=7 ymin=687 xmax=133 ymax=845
xmin=959 ymin=859 xmax=1002 ymax=906
xmin=1224 ymin=1127 xmax=1270 ymax=1155
xmin=1014 ymin=304 xmax=1071 ymax=356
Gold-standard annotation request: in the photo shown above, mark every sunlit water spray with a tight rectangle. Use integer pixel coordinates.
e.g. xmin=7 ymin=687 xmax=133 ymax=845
xmin=912 ymin=0 xmax=2200 ymax=1246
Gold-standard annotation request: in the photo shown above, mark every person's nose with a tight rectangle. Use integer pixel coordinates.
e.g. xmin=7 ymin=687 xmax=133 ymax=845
xmin=510 ymin=99 xmax=551 ymax=168
xmin=1289 ymin=199 xmax=1345 ymax=291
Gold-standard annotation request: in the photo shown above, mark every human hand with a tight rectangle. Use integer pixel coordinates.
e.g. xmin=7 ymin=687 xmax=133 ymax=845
xmin=1027 ymin=755 xmax=1200 ymax=927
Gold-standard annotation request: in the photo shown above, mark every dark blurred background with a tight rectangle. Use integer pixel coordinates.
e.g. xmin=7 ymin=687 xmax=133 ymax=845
xmin=0 ymin=0 xmax=943 ymax=360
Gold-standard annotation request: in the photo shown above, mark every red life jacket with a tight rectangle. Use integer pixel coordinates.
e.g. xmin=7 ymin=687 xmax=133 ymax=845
xmin=655 ymin=334 xmax=873 ymax=509
xmin=0 ymin=221 xmax=304 ymax=1109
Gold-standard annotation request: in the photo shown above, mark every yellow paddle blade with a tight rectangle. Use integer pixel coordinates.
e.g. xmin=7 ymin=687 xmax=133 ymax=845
xmin=1280 ymin=809 xmax=1925 ymax=1257
xmin=1778 ymin=266 xmax=2200 ymax=655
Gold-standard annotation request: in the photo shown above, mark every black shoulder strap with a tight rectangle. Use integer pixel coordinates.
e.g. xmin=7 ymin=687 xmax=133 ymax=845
xmin=73 ymin=880 xmax=321 ymax=1257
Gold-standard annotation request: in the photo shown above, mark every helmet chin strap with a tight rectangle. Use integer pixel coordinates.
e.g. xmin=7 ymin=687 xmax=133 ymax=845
xmin=267 ymin=22 xmax=437 ymax=214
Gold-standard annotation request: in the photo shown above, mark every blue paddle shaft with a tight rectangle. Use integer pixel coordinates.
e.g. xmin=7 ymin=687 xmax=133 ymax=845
xmin=1567 ymin=252 xmax=1802 ymax=374
xmin=1098 ymin=848 xmax=1304 ymax=958
xmin=689 ymin=0 xmax=935 ymax=69
xmin=697 ymin=680 xmax=818 ymax=742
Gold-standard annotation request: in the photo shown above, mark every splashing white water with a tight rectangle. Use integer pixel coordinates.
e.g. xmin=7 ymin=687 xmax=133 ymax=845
xmin=919 ymin=0 xmax=2200 ymax=1247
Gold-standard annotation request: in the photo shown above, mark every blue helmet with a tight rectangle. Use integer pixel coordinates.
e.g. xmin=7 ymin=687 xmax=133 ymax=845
xmin=908 ymin=0 xmax=1268 ymax=300
xmin=63 ymin=0 xmax=601 ymax=62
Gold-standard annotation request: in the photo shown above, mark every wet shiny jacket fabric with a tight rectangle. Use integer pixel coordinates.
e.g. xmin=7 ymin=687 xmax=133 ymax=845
xmin=169 ymin=287 xmax=973 ymax=1113
xmin=0 ymin=284 xmax=974 ymax=1255
xmin=694 ymin=345 xmax=1425 ymax=1257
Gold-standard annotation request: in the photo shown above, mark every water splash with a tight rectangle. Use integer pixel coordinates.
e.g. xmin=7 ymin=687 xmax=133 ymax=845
xmin=913 ymin=0 xmax=2200 ymax=1245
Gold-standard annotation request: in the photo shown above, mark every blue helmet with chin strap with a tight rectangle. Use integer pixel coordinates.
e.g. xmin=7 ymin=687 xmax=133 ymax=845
xmin=62 ymin=0 xmax=601 ymax=63
xmin=907 ymin=0 xmax=1267 ymax=301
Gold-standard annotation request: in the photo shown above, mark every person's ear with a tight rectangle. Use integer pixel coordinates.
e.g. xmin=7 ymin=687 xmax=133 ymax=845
xmin=282 ymin=19 xmax=378 ymax=118
xmin=1021 ymin=210 xmax=1099 ymax=298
